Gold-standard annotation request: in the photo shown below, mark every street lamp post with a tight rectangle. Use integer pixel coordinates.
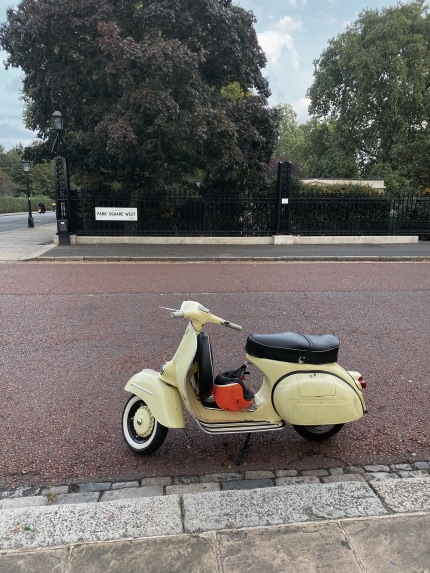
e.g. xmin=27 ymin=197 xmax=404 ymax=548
xmin=51 ymin=110 xmax=70 ymax=245
xmin=21 ymin=159 xmax=34 ymax=228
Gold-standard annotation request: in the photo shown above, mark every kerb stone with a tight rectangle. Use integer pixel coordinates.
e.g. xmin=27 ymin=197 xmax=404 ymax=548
xmin=182 ymin=482 xmax=387 ymax=534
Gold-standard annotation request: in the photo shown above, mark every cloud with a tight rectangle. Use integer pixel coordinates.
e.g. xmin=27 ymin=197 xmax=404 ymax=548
xmin=295 ymin=97 xmax=311 ymax=122
xmin=0 ymin=120 xmax=36 ymax=150
xmin=287 ymin=0 xmax=307 ymax=7
xmin=257 ymin=16 xmax=301 ymax=67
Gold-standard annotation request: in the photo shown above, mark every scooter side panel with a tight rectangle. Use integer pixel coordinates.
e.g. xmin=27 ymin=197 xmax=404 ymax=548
xmin=272 ymin=371 xmax=365 ymax=425
xmin=124 ymin=369 xmax=185 ymax=429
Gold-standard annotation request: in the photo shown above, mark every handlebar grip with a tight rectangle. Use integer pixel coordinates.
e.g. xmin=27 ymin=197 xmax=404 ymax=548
xmin=224 ymin=321 xmax=242 ymax=331
xmin=170 ymin=311 xmax=185 ymax=319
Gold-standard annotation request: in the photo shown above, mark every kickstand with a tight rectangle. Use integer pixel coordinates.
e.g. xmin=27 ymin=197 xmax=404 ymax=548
xmin=234 ymin=433 xmax=251 ymax=466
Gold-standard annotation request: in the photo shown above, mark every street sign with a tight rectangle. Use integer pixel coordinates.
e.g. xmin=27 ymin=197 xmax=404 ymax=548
xmin=95 ymin=208 xmax=138 ymax=221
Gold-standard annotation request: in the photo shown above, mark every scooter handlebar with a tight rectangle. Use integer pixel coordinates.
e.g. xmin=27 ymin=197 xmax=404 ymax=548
xmin=169 ymin=308 xmax=242 ymax=331
xmin=223 ymin=320 xmax=242 ymax=331
xmin=170 ymin=311 xmax=185 ymax=319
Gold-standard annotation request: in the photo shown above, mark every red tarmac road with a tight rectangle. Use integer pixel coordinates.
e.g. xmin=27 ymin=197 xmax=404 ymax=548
xmin=1 ymin=261 xmax=430 ymax=488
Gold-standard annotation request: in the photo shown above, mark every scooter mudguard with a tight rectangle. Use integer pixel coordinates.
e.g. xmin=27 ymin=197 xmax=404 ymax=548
xmin=124 ymin=368 xmax=185 ymax=429
xmin=272 ymin=371 xmax=365 ymax=425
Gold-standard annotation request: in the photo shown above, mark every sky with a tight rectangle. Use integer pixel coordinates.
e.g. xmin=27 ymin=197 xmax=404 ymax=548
xmin=0 ymin=0 xmax=406 ymax=150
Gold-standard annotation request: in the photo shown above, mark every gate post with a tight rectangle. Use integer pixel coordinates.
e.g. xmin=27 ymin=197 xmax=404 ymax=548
xmin=53 ymin=155 xmax=71 ymax=245
xmin=51 ymin=111 xmax=71 ymax=245
xmin=276 ymin=162 xmax=292 ymax=234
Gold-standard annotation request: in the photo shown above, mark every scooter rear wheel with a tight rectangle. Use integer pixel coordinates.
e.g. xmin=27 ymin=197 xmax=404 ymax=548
xmin=122 ymin=395 xmax=168 ymax=454
xmin=293 ymin=424 xmax=343 ymax=441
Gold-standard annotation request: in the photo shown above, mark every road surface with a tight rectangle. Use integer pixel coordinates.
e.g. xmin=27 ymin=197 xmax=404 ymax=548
xmin=0 ymin=211 xmax=56 ymax=232
xmin=0 ymin=261 xmax=429 ymax=488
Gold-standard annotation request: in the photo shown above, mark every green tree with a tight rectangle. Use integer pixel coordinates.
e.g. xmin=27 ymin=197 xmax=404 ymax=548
xmin=307 ymin=0 xmax=429 ymax=189
xmin=273 ymin=104 xmax=305 ymax=176
xmin=0 ymin=0 xmax=279 ymax=193
xmin=273 ymin=106 xmax=359 ymax=178
xmin=0 ymin=170 xmax=19 ymax=196
xmin=0 ymin=145 xmax=27 ymax=194
xmin=0 ymin=145 xmax=54 ymax=196
xmin=297 ymin=118 xmax=360 ymax=178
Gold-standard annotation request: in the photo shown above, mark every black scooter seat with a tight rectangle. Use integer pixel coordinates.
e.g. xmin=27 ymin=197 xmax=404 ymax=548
xmin=246 ymin=332 xmax=339 ymax=365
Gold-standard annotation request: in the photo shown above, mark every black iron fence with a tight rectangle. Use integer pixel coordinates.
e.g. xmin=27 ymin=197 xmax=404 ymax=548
xmin=390 ymin=194 xmax=430 ymax=237
xmin=70 ymin=186 xmax=277 ymax=236
xmin=278 ymin=193 xmax=430 ymax=237
xmin=69 ymin=166 xmax=430 ymax=238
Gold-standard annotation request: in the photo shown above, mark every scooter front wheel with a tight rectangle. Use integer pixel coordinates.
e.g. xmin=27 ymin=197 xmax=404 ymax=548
xmin=122 ymin=395 xmax=168 ymax=454
xmin=293 ymin=424 xmax=343 ymax=441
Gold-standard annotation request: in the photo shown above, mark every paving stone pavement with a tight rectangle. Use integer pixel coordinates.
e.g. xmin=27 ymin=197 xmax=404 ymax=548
xmin=1 ymin=463 xmax=430 ymax=572
xmin=1 ymin=462 xmax=429 ymax=510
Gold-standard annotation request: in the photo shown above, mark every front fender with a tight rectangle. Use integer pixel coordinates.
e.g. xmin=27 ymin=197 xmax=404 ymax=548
xmin=124 ymin=369 xmax=185 ymax=429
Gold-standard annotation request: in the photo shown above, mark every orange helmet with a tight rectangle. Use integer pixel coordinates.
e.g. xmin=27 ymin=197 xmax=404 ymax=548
xmin=213 ymin=372 xmax=254 ymax=411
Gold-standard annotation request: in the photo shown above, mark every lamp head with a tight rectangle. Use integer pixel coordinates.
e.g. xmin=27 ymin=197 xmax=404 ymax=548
xmin=51 ymin=110 xmax=64 ymax=132
xmin=21 ymin=159 xmax=31 ymax=173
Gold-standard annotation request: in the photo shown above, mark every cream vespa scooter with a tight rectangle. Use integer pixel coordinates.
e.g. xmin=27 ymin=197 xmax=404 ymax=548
xmin=122 ymin=301 xmax=367 ymax=458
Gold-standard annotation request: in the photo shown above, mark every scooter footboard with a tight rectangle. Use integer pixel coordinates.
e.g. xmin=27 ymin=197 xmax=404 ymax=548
xmin=124 ymin=369 xmax=185 ymax=428
xmin=273 ymin=371 xmax=365 ymax=425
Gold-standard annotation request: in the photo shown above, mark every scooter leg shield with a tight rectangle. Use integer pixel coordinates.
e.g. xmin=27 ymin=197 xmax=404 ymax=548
xmin=124 ymin=369 xmax=185 ymax=429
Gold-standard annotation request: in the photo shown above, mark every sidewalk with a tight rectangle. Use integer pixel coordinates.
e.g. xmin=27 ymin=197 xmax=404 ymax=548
xmin=1 ymin=463 xmax=430 ymax=572
xmin=0 ymin=221 xmax=58 ymax=261
xmin=1 ymin=224 xmax=430 ymax=572
xmin=1 ymin=221 xmax=430 ymax=262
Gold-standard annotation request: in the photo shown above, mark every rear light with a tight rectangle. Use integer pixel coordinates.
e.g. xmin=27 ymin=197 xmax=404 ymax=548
xmin=358 ymin=376 xmax=367 ymax=389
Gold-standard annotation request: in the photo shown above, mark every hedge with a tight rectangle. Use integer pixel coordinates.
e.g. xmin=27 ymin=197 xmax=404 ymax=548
xmin=0 ymin=195 xmax=54 ymax=214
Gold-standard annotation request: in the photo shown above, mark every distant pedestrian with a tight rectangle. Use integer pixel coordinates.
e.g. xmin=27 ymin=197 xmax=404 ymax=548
xmin=38 ymin=201 xmax=46 ymax=214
